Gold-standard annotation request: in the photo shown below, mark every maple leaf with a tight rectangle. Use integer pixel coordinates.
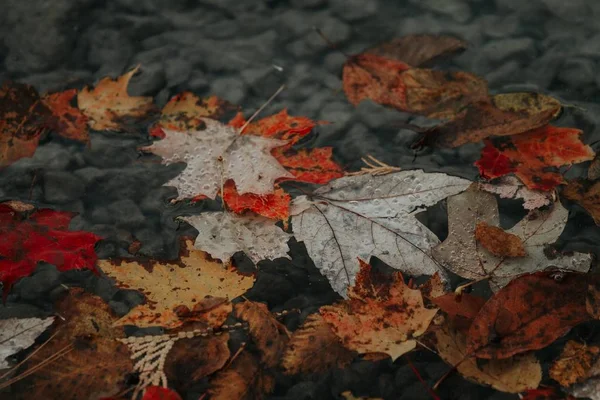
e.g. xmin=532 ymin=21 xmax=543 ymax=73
xmin=562 ymin=179 xmax=600 ymax=225
xmin=432 ymin=188 xmax=591 ymax=290
xmin=98 ymin=238 xmax=254 ymax=329
xmin=0 ymin=203 xmax=101 ymax=296
xmin=143 ymin=117 xmax=292 ymax=200
xmin=222 ymin=180 xmax=291 ymax=220
xmin=41 ymin=89 xmax=89 ymax=143
xmin=0 ymin=81 xmax=52 ymax=166
xmin=141 ymin=386 xmax=183 ymax=400
xmin=13 ymin=288 xmax=133 ymax=399
xmin=77 ymin=66 xmax=156 ymax=131
xmin=281 ymin=313 xmax=355 ymax=375
xmin=290 ymin=169 xmax=471 ymax=296
xmin=550 ymin=340 xmax=600 ymax=387
xmin=474 ymin=222 xmax=526 ymax=258
xmin=208 ymin=352 xmax=275 ymax=400
xmin=319 ymin=259 xmax=438 ymax=361
xmin=0 ymin=317 xmax=54 ymax=369
xmin=475 ymin=125 xmax=594 ymax=191
xmin=432 ymin=293 xmax=486 ymax=333
xmin=466 ymin=271 xmax=592 ymax=359
xmin=425 ymin=93 xmax=562 ymax=148
xmin=479 ymin=176 xmax=553 ymax=210
xmin=180 ymin=212 xmax=291 ymax=264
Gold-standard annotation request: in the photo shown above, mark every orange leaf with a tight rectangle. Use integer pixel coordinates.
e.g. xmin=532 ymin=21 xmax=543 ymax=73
xmin=273 ymin=147 xmax=343 ymax=184
xmin=433 ymin=292 xmax=486 ymax=332
xmin=475 ymin=222 xmax=526 ymax=257
xmin=222 ymin=180 xmax=290 ymax=220
xmin=239 ymin=109 xmax=322 ymax=144
xmin=42 ymin=89 xmax=89 ymax=142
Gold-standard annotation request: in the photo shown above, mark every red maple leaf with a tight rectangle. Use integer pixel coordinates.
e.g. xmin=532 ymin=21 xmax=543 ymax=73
xmin=222 ymin=180 xmax=291 ymax=220
xmin=0 ymin=204 xmax=101 ymax=296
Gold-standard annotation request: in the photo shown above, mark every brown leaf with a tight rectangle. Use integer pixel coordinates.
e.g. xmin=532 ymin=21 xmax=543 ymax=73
xmin=432 ymin=293 xmax=487 ymax=332
xmin=208 ymin=352 xmax=274 ymax=400
xmin=588 ymin=153 xmax=600 ymax=181
xmin=281 ymin=313 xmax=355 ymax=375
xmin=234 ymin=301 xmax=290 ymax=368
xmin=41 ymin=89 xmax=89 ymax=142
xmin=339 ymin=391 xmax=384 ymax=400
xmin=15 ymin=288 xmax=132 ymax=400
xmin=77 ymin=66 xmax=155 ymax=131
xmin=475 ymin=222 xmax=526 ymax=257
xmin=563 ymin=179 xmax=600 ymax=226
xmin=466 ymin=271 xmax=592 ymax=359
xmin=586 ymin=282 xmax=600 ymax=319
xmin=550 ymin=340 xmax=600 ymax=387
xmin=419 ymin=272 xmax=448 ymax=305
xmin=436 ymin=323 xmax=541 ymax=393
xmin=365 ymin=34 xmax=468 ymax=67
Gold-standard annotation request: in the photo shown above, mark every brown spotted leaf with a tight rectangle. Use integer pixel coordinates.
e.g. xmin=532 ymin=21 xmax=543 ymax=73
xmin=550 ymin=340 xmax=600 ymax=387
xmin=208 ymin=352 xmax=274 ymax=400
xmin=475 ymin=222 xmax=526 ymax=258
xmin=433 ymin=292 xmax=486 ymax=333
xmin=41 ymin=89 xmax=89 ymax=143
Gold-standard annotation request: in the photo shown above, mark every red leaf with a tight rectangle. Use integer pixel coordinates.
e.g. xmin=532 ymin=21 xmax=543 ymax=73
xmin=521 ymin=387 xmax=576 ymax=400
xmin=41 ymin=89 xmax=89 ymax=143
xmin=222 ymin=180 xmax=291 ymax=220
xmin=0 ymin=204 xmax=101 ymax=296
xmin=238 ymin=109 xmax=323 ymax=145
xmin=475 ymin=125 xmax=594 ymax=191
xmin=141 ymin=386 xmax=183 ymax=400
xmin=273 ymin=147 xmax=344 ymax=185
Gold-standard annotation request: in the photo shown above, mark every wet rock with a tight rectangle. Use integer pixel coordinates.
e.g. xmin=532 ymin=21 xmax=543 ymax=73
xmin=486 ymin=60 xmax=521 ymax=87
xmin=542 ymin=0 xmax=590 ymax=24
xmin=12 ymin=263 xmax=60 ymax=302
xmin=128 ymin=63 xmax=166 ymax=96
xmin=133 ymin=228 xmax=167 ymax=257
xmin=109 ymin=300 xmax=131 ymax=317
xmin=417 ymin=0 xmax=472 ymax=23
xmin=558 ymin=58 xmax=596 ymax=88
xmin=139 ymin=187 xmax=178 ymax=213
xmin=210 ymin=76 xmax=247 ymax=104
xmin=581 ymin=34 xmax=600 ymax=58
xmin=87 ymin=28 xmax=134 ymax=69
xmin=74 ymin=167 xmax=108 ymax=185
xmin=480 ymin=14 xmax=521 ymax=39
xmin=116 ymin=15 xmax=171 ymax=41
xmin=482 ymin=38 xmax=536 ymax=65
xmin=19 ymin=69 xmax=92 ymax=93
xmin=107 ymin=199 xmax=146 ymax=228
xmin=355 ymin=100 xmax=405 ymax=129
xmin=324 ymin=52 xmax=346 ymax=74
xmin=318 ymin=102 xmax=354 ymax=130
xmin=165 ymin=59 xmax=192 ymax=88
xmin=43 ymin=171 xmax=85 ymax=204
xmin=112 ymin=289 xmax=146 ymax=308
xmin=133 ymin=46 xmax=178 ymax=66
xmin=330 ymin=0 xmax=378 ymax=21
xmin=201 ymin=19 xmax=240 ymax=40
xmin=187 ymin=70 xmax=209 ymax=92
xmin=285 ymin=381 xmax=320 ymax=399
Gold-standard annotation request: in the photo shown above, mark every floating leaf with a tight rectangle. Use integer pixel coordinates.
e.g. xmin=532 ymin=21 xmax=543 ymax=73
xmin=98 ymin=238 xmax=254 ymax=329
xmin=563 ymin=179 xmax=600 ymax=225
xmin=41 ymin=89 xmax=89 ymax=142
xmin=222 ymin=180 xmax=291 ymax=220
xmin=550 ymin=341 xmax=600 ymax=387
xmin=291 ymin=170 xmax=471 ymax=296
xmin=479 ymin=176 xmax=553 ymax=210
xmin=474 ymin=222 xmax=526 ymax=258
xmin=320 ymin=259 xmax=438 ymax=361
xmin=0 ymin=317 xmax=54 ymax=369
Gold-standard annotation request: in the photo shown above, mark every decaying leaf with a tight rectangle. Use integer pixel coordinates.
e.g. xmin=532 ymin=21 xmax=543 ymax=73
xmin=222 ymin=180 xmax=291 ymax=220
xmin=0 ymin=317 xmax=54 ymax=369
xmin=319 ymin=260 xmax=438 ymax=361
xmin=436 ymin=323 xmax=542 ymax=393
xmin=587 ymin=282 xmax=600 ymax=319
xmin=281 ymin=313 xmax=355 ymax=375
xmin=550 ymin=340 xmax=600 ymax=387
xmin=432 ymin=293 xmax=486 ymax=332
xmin=143 ymin=118 xmax=292 ymax=200
xmin=466 ymin=271 xmax=592 ymax=359
xmin=291 ymin=169 xmax=471 ymax=295
xmin=0 ymin=204 xmax=102 ymax=296
xmin=433 ymin=188 xmax=591 ymax=290
xmin=427 ymin=93 xmax=562 ymax=148
xmin=475 ymin=125 xmax=594 ymax=191
xmin=479 ymin=176 xmax=553 ymax=210
xmin=77 ymin=66 xmax=155 ymax=131
xmin=234 ymin=301 xmax=290 ymax=368
xmin=41 ymin=89 xmax=89 ymax=142
xmin=571 ymin=375 xmax=600 ymax=400
xmin=98 ymin=238 xmax=254 ymax=329
xmin=15 ymin=288 xmax=132 ymax=399
xmin=563 ymin=179 xmax=600 ymax=225
xmin=208 ymin=352 xmax=274 ymax=400
xmin=474 ymin=222 xmax=526 ymax=258
xmin=181 ymin=212 xmax=291 ymax=264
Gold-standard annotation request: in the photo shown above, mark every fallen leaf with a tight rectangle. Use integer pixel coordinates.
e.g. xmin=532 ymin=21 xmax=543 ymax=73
xmin=474 ymin=222 xmax=526 ymax=258
xmin=281 ymin=313 xmax=355 ymax=375
xmin=479 ymin=176 xmax=553 ymax=210
xmin=234 ymin=301 xmax=289 ymax=368
xmin=0 ymin=204 xmax=102 ymax=296
xmin=571 ymin=375 xmax=600 ymax=400
xmin=0 ymin=81 xmax=52 ymax=166
xmin=522 ymin=387 xmax=577 ymax=400
xmin=77 ymin=66 xmax=155 ymax=131
xmin=587 ymin=282 xmax=600 ymax=319
xmin=142 ymin=117 xmax=292 ymax=200
xmin=419 ymin=272 xmax=448 ymax=303
xmin=550 ymin=341 xmax=600 ymax=387
xmin=291 ymin=169 xmax=471 ymax=296
xmin=98 ymin=238 xmax=254 ymax=329
xmin=0 ymin=317 xmax=54 ymax=369
xmin=141 ymin=386 xmax=183 ymax=400
xmin=432 ymin=293 xmax=486 ymax=332
xmin=433 ymin=188 xmax=591 ymax=290
xmin=320 ymin=259 xmax=438 ymax=361
xmin=588 ymin=153 xmax=600 ymax=181
xmin=436 ymin=323 xmax=542 ymax=393
xmin=466 ymin=271 xmax=592 ymax=359
xmin=41 ymin=89 xmax=89 ymax=142
xmin=426 ymin=92 xmax=562 ymax=148
xmin=237 ymin=109 xmax=321 ymax=144
xmin=475 ymin=125 xmax=594 ymax=191
xmin=365 ymin=34 xmax=468 ymax=67
xmin=208 ymin=352 xmax=274 ymax=400
xmin=222 ymin=180 xmax=291 ymax=220
xmin=340 ymin=391 xmax=384 ymax=400
xmin=181 ymin=212 xmax=291 ymax=264
xmin=563 ymin=179 xmax=600 ymax=225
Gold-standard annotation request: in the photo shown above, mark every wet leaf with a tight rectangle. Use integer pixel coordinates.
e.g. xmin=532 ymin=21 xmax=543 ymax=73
xmin=181 ymin=212 xmax=291 ymax=264
xmin=432 ymin=293 xmax=486 ymax=332
xmin=141 ymin=387 xmax=183 ymax=400
xmin=41 ymin=89 xmax=89 ymax=142
xmin=291 ymin=169 xmax=471 ymax=296
xmin=562 ymin=179 xmax=600 ymax=225
xmin=466 ymin=271 xmax=592 ymax=359
xmin=98 ymin=238 xmax=254 ymax=329
xmin=208 ymin=352 xmax=274 ymax=400
xmin=319 ymin=259 xmax=438 ymax=361
xmin=475 ymin=125 xmax=594 ymax=191
xmin=340 ymin=391 xmax=384 ymax=400
xmin=0 ymin=317 xmax=54 ymax=369
xmin=0 ymin=204 xmax=101 ymax=296
xmin=281 ymin=313 xmax=355 ymax=375
xmin=522 ymin=387 xmax=577 ymax=400
xmin=433 ymin=188 xmax=591 ymax=290
xmin=479 ymin=176 xmax=553 ymax=210
xmin=77 ymin=66 xmax=156 ymax=131
xmin=588 ymin=153 xmax=600 ymax=181
xmin=550 ymin=340 xmax=600 ymax=387
xmin=234 ymin=109 xmax=321 ymax=144
xmin=474 ymin=222 xmax=526 ymax=258
xmin=222 ymin=180 xmax=291 ymax=220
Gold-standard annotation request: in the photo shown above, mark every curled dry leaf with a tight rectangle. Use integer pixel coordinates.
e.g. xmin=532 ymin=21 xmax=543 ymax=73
xmin=466 ymin=271 xmax=592 ymax=359
xmin=222 ymin=180 xmax=291 ymax=220
xmin=479 ymin=176 xmax=553 ymax=210
xmin=0 ymin=317 xmax=54 ymax=369
xmin=433 ymin=188 xmax=591 ymax=291
xmin=436 ymin=323 xmax=542 ymax=393
xmin=550 ymin=340 xmax=600 ymax=387
xmin=181 ymin=212 xmax=291 ymax=264
xmin=41 ymin=89 xmax=89 ymax=142
xmin=234 ymin=301 xmax=290 ymax=368
xmin=319 ymin=260 xmax=438 ymax=361
xmin=77 ymin=66 xmax=155 ymax=131
xmin=208 ymin=352 xmax=274 ymax=400
xmin=474 ymin=222 xmax=526 ymax=258
xmin=291 ymin=169 xmax=470 ymax=296
xmin=475 ymin=125 xmax=594 ymax=191
xmin=281 ymin=313 xmax=355 ymax=375
xmin=563 ymin=179 xmax=600 ymax=225
xmin=98 ymin=238 xmax=254 ymax=329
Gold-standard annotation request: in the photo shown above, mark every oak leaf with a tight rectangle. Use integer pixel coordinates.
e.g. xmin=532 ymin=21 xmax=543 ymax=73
xmin=474 ymin=222 xmax=526 ymax=258
xmin=77 ymin=66 xmax=155 ymax=131
xmin=550 ymin=340 xmax=600 ymax=387
xmin=291 ymin=169 xmax=471 ymax=296
xmin=208 ymin=352 xmax=274 ymax=400
xmin=0 ymin=317 xmax=54 ymax=369
xmin=98 ymin=238 xmax=254 ymax=329
xmin=319 ymin=259 xmax=438 ymax=361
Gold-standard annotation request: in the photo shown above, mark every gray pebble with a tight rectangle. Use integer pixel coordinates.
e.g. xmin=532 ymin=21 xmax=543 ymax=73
xmin=480 ymin=14 xmax=521 ymax=39
xmin=330 ymin=0 xmax=378 ymax=21
xmin=43 ymin=171 xmax=85 ymax=204
xmin=486 ymin=60 xmax=521 ymax=87
xmin=165 ymin=59 xmax=192 ymax=88
xmin=558 ymin=58 xmax=596 ymax=88
xmin=417 ymin=0 xmax=472 ymax=23
xmin=210 ymin=76 xmax=247 ymax=104
xmin=109 ymin=300 xmax=131 ymax=317
xmin=127 ymin=63 xmax=166 ymax=96
xmin=87 ymin=28 xmax=133 ymax=69
xmin=107 ymin=199 xmax=146 ymax=228
xmin=482 ymin=37 xmax=536 ymax=64
xmin=12 ymin=263 xmax=60 ymax=301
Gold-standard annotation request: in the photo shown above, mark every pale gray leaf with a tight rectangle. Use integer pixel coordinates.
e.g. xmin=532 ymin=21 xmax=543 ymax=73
xmin=0 ymin=317 xmax=54 ymax=369
xmin=479 ymin=176 xmax=552 ymax=210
